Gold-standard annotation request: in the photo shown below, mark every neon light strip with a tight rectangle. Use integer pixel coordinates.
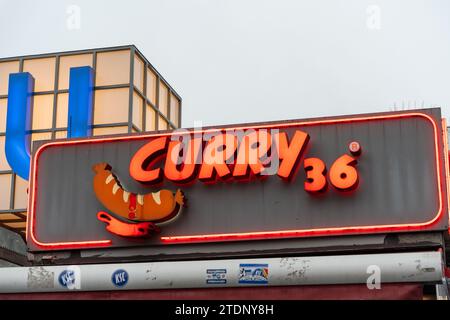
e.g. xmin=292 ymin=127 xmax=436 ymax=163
xmin=28 ymin=112 xmax=445 ymax=249
xmin=443 ymin=119 xmax=450 ymax=231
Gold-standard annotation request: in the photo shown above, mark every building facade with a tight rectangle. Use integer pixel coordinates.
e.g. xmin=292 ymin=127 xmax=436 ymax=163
xmin=0 ymin=45 xmax=181 ymax=236
xmin=0 ymin=46 xmax=449 ymax=300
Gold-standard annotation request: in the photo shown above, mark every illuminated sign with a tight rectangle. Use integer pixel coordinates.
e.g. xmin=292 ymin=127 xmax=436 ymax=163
xmin=128 ymin=131 xmax=359 ymax=192
xmin=93 ymin=162 xmax=185 ymax=237
xmin=27 ymin=109 xmax=449 ymax=251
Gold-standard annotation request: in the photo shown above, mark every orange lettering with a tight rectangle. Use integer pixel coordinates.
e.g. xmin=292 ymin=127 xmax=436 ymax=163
xmin=129 ymin=137 xmax=168 ymax=184
xmin=276 ymin=130 xmax=309 ymax=180
xmin=199 ymin=133 xmax=238 ymax=182
xmin=304 ymin=158 xmax=327 ymax=192
xmin=164 ymin=137 xmax=202 ymax=183
xmin=329 ymin=154 xmax=358 ymax=190
xmin=233 ymin=130 xmax=272 ymax=178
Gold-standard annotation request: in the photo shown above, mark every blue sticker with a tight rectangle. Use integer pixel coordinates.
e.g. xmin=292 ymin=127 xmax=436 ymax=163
xmin=206 ymin=269 xmax=227 ymax=284
xmin=59 ymin=270 xmax=76 ymax=288
xmin=239 ymin=264 xmax=269 ymax=284
xmin=111 ymin=269 xmax=129 ymax=287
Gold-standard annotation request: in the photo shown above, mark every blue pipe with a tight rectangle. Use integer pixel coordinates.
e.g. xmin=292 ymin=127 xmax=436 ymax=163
xmin=67 ymin=66 xmax=94 ymax=138
xmin=5 ymin=73 xmax=34 ymax=180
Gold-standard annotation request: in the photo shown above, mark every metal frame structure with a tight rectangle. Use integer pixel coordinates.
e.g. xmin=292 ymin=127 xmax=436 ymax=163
xmin=0 ymin=246 xmax=29 ymax=267
xmin=0 ymin=45 xmax=182 ymax=236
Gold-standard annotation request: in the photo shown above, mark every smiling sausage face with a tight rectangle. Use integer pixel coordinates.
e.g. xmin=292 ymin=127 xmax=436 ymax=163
xmin=92 ymin=162 xmax=184 ymax=222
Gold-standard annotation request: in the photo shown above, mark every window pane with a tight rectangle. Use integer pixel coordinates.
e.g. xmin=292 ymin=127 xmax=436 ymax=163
xmin=0 ymin=98 xmax=7 ymax=132
xmin=132 ymin=92 xmax=143 ymax=131
xmin=23 ymin=57 xmax=56 ymax=92
xmin=32 ymin=95 xmax=54 ymax=130
xmin=0 ymin=61 xmax=19 ymax=95
xmin=170 ymin=93 xmax=180 ymax=128
xmin=0 ymin=174 xmax=11 ymax=210
xmin=158 ymin=115 xmax=168 ymax=130
xmin=96 ymin=50 xmax=130 ymax=86
xmin=31 ymin=132 xmax=52 ymax=149
xmin=158 ymin=81 xmax=168 ymax=117
xmin=13 ymin=175 xmax=28 ymax=209
xmin=94 ymin=88 xmax=129 ymax=125
xmin=93 ymin=126 xmax=128 ymax=136
xmin=58 ymin=54 xmax=93 ymax=90
xmin=0 ymin=136 xmax=9 ymax=170
xmin=56 ymin=93 xmax=68 ymax=128
xmin=133 ymin=54 xmax=144 ymax=93
xmin=146 ymin=103 xmax=156 ymax=131
xmin=55 ymin=131 xmax=67 ymax=139
xmin=146 ymin=68 xmax=157 ymax=105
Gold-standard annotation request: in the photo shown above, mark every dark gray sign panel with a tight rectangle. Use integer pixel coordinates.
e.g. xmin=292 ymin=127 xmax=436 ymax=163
xmin=27 ymin=108 xmax=449 ymax=252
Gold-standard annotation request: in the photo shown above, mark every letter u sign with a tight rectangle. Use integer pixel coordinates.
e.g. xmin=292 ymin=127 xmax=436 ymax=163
xmin=5 ymin=66 xmax=94 ymax=180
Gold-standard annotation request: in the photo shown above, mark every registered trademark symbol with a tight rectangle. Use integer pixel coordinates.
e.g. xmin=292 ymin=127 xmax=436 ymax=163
xmin=349 ymin=141 xmax=362 ymax=156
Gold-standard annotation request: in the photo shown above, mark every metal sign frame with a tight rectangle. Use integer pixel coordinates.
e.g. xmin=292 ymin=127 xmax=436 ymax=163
xmin=26 ymin=108 xmax=449 ymax=252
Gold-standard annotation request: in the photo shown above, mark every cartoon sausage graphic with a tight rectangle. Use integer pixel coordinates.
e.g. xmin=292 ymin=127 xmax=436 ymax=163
xmin=92 ymin=162 xmax=185 ymax=225
xmin=97 ymin=211 xmax=160 ymax=237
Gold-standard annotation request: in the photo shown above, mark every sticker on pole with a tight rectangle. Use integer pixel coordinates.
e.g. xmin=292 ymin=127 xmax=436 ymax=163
xmin=206 ymin=269 xmax=227 ymax=284
xmin=239 ymin=264 xmax=269 ymax=284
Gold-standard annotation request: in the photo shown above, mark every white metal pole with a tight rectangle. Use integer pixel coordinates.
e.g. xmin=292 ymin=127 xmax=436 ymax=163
xmin=0 ymin=251 xmax=442 ymax=293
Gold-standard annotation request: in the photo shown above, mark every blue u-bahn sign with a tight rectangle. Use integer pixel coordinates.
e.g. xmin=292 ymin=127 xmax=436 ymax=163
xmin=5 ymin=66 xmax=94 ymax=180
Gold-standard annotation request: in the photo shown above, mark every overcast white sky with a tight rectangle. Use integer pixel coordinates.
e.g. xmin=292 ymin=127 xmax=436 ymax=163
xmin=0 ymin=0 xmax=449 ymax=127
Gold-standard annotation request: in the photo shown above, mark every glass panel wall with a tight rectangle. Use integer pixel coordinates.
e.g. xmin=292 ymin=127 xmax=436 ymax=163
xmin=146 ymin=68 xmax=157 ymax=105
xmin=132 ymin=92 xmax=143 ymax=131
xmin=0 ymin=174 xmax=11 ymax=210
xmin=0 ymin=46 xmax=181 ymax=234
xmin=0 ymin=99 xmax=7 ymax=132
xmin=146 ymin=103 xmax=156 ymax=131
xmin=133 ymin=55 xmax=144 ymax=93
xmin=23 ymin=57 xmax=56 ymax=92
xmin=94 ymin=88 xmax=129 ymax=125
xmin=96 ymin=50 xmax=130 ymax=86
xmin=58 ymin=54 xmax=93 ymax=90
xmin=0 ymin=61 xmax=19 ymax=95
